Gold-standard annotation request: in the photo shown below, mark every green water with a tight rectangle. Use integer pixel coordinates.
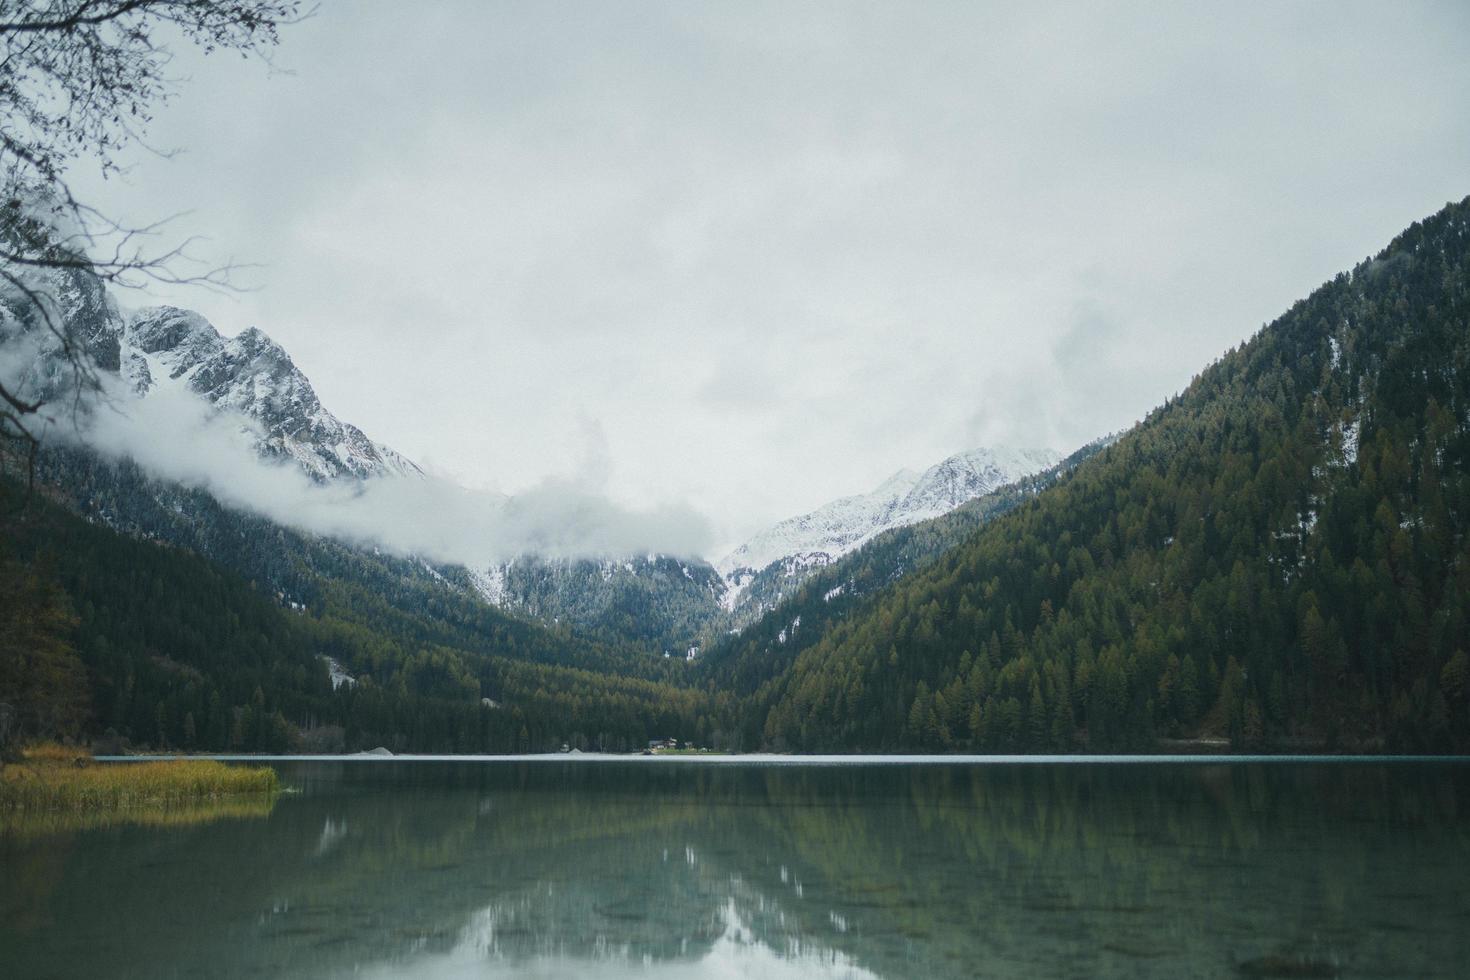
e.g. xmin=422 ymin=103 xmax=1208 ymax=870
xmin=3 ymin=759 xmax=1468 ymax=978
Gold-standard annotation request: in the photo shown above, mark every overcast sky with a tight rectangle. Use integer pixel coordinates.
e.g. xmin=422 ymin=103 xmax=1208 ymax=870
xmin=73 ymin=1 xmax=1470 ymax=556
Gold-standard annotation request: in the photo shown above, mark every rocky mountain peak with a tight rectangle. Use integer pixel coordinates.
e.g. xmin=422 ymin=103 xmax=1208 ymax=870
xmin=1 ymin=258 xmax=421 ymax=484
xmin=717 ymin=445 xmax=1061 ymax=588
xmin=127 ymin=307 xmax=222 ymax=359
xmin=118 ymin=306 xmax=420 ymax=483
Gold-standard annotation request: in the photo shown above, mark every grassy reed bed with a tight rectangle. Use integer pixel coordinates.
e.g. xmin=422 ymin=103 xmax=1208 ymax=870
xmin=1 ymin=744 xmax=278 ymax=815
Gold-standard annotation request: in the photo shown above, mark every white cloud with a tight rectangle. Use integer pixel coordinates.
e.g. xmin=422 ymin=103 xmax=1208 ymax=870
xmin=59 ymin=372 xmax=712 ymax=565
xmin=56 ymin=1 xmax=1470 ymax=553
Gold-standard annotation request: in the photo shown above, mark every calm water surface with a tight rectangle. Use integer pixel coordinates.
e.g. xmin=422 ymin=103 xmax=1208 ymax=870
xmin=3 ymin=758 xmax=1469 ymax=978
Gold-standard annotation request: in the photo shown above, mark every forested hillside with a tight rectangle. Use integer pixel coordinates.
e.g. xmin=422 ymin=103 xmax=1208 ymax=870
xmin=479 ymin=553 xmax=727 ymax=655
xmin=38 ymin=446 xmax=720 ymax=676
xmin=696 ymin=440 xmax=1108 ymax=745
xmin=754 ymin=197 xmax=1470 ymax=753
xmin=0 ymin=488 xmax=727 ymax=754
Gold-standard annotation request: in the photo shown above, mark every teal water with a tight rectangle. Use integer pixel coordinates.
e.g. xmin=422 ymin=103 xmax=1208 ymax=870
xmin=3 ymin=759 xmax=1468 ymax=978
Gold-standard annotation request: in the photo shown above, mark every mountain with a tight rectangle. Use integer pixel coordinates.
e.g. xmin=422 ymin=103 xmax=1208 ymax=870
xmin=1 ymin=254 xmax=740 ymax=663
xmin=721 ymin=447 xmax=1061 ymax=580
xmin=120 ymin=306 xmax=421 ymax=481
xmin=696 ymin=440 xmax=1107 ymax=745
xmin=1 ymin=241 xmax=739 ymax=753
xmin=13 ymin=195 xmax=1466 ymax=758
xmin=0 ymin=480 xmax=722 ymax=754
xmin=1 ymin=256 xmax=738 ymax=656
xmin=1 ymin=254 xmax=417 ymax=484
xmin=749 ymin=195 xmax=1470 ymax=754
xmin=6 ymin=204 xmax=1089 ymax=754
xmin=717 ymin=446 xmax=1061 ymax=622
xmin=467 ymin=553 xmax=727 ymax=656
xmin=464 ymin=446 xmax=1066 ymax=652
xmin=2 ymin=249 xmax=1077 ymax=660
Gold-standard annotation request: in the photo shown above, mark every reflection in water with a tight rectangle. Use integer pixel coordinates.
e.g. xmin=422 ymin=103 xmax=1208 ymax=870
xmin=0 ymin=790 xmax=276 ymax=839
xmin=372 ymin=898 xmax=880 ymax=980
xmin=2 ymin=760 xmax=1468 ymax=978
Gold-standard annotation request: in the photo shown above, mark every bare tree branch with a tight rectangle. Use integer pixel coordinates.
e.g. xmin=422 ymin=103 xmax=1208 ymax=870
xmin=0 ymin=0 xmax=302 ymax=498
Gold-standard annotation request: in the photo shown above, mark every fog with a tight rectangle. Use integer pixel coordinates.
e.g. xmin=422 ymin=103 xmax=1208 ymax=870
xmin=61 ymin=371 xmax=714 ymax=567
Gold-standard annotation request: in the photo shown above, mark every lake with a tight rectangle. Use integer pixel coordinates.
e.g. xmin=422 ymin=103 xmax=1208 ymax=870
xmin=3 ymin=757 xmax=1468 ymax=978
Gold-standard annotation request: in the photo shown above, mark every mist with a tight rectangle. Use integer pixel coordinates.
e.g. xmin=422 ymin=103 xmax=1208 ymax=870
xmin=56 ymin=371 xmax=715 ymax=568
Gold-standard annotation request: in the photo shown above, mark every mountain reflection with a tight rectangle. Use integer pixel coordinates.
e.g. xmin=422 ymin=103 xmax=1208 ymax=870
xmin=3 ymin=760 xmax=1468 ymax=979
xmin=367 ymin=897 xmax=881 ymax=980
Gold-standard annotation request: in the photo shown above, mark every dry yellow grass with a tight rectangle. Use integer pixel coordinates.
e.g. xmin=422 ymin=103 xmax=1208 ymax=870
xmin=19 ymin=742 xmax=86 ymax=764
xmin=1 ymin=744 xmax=279 ymax=816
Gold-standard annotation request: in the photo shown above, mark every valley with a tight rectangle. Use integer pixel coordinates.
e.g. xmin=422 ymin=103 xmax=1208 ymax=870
xmin=4 ymin=197 xmax=1468 ymax=756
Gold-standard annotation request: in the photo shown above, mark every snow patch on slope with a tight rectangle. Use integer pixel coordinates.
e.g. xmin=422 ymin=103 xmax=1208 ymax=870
xmin=468 ymin=564 xmax=509 ymax=605
xmin=718 ymin=446 xmax=1060 ymax=580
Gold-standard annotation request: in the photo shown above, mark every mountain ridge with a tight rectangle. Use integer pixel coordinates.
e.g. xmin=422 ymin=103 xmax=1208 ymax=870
xmin=719 ymin=446 xmax=1061 ymax=581
xmin=4 ymin=254 xmax=1074 ymax=659
xmin=752 ymin=195 xmax=1470 ymax=754
xmin=715 ymin=445 xmax=1062 ymax=623
xmin=6 ymin=195 xmax=1466 ymax=755
xmin=119 ymin=305 xmax=422 ymax=482
xmin=0 ymin=251 xmax=420 ymax=486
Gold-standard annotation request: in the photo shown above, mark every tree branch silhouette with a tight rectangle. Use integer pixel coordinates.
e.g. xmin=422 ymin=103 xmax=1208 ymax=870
xmin=0 ymin=0 xmax=303 ymax=497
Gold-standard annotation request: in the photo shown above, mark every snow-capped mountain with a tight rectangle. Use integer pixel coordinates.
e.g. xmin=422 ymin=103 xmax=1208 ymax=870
xmin=0 ymin=250 xmax=1059 ymax=658
xmin=3 ymin=258 xmax=735 ymax=653
xmin=718 ymin=446 xmax=1061 ymax=611
xmin=120 ymin=306 xmax=420 ymax=481
xmin=0 ymin=254 xmax=416 ymax=483
xmin=463 ymin=448 xmax=1062 ymax=649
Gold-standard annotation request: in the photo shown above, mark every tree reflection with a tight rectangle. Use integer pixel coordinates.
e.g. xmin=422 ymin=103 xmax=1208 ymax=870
xmin=2 ymin=761 xmax=1468 ymax=979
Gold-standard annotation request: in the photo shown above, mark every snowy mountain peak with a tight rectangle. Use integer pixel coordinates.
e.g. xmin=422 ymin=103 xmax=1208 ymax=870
xmin=128 ymin=307 xmax=223 ymax=361
xmin=897 ymin=447 xmax=1061 ymax=516
xmin=1 ymin=257 xmax=421 ymax=485
xmin=117 ymin=306 xmax=423 ymax=483
xmin=718 ymin=446 xmax=1061 ymax=584
xmin=235 ymin=324 xmax=274 ymax=346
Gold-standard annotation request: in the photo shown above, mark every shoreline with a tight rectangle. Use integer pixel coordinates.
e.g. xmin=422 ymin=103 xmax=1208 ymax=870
xmin=93 ymin=751 xmax=1470 ymax=765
